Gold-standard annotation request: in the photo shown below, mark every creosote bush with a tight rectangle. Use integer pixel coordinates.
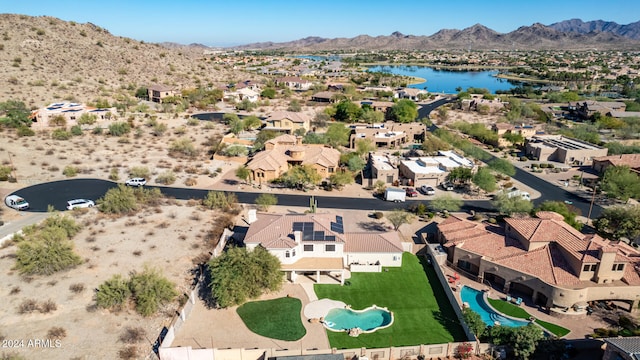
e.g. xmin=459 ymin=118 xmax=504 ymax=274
xmin=97 ymin=184 xmax=163 ymax=214
xmin=155 ymin=171 xmax=176 ymax=185
xmin=202 ymin=191 xmax=238 ymax=211
xmin=96 ymin=267 xmax=177 ymax=316
xmin=168 ymin=138 xmax=198 ymax=158
xmin=15 ymin=214 xmax=83 ymax=276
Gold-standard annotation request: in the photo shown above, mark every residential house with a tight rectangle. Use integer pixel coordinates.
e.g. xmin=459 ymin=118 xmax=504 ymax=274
xmin=30 ymin=102 xmax=117 ymax=128
xmin=246 ymin=134 xmax=340 ymax=184
xmin=592 ymin=154 xmax=640 ymax=174
xmin=360 ymin=100 xmax=395 ymax=114
xmin=349 ymin=121 xmax=426 ymax=149
xmin=398 ymin=150 xmax=475 ymax=187
xmin=311 ymin=91 xmax=338 ymax=103
xmin=224 ymin=87 xmax=260 ymax=103
xmin=263 ymin=111 xmax=311 ymax=134
xmin=148 ymin=84 xmax=178 ymax=103
xmin=275 ymin=76 xmax=312 ymax=91
xmin=602 ymin=337 xmax=640 ymax=360
xmin=525 ymin=135 xmax=608 ymax=165
xmin=567 ymin=101 xmax=626 ymax=120
xmin=437 ymin=212 xmax=640 ymax=314
xmin=395 ymin=88 xmax=427 ymax=101
xmin=244 ymin=212 xmax=404 ymax=284
xmin=369 ymin=153 xmax=399 ymax=185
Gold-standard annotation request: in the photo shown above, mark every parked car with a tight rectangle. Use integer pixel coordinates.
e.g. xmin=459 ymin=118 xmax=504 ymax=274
xmin=405 ymin=187 xmax=418 ymax=197
xmin=441 ymin=182 xmax=454 ymax=191
xmin=66 ymin=199 xmax=95 ymax=210
xmin=5 ymin=195 xmax=29 ymax=210
xmin=420 ymin=185 xmax=435 ymax=195
xmin=125 ymin=178 xmax=147 ymax=187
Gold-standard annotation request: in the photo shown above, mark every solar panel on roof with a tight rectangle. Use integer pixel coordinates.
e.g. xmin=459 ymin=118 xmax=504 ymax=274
xmin=330 ymin=223 xmax=344 ymax=234
xmin=336 ymin=216 xmax=343 ymax=224
xmin=325 ymin=235 xmax=336 ymax=241
xmin=292 ymin=222 xmax=304 ymax=231
xmin=313 ymin=231 xmax=324 ymax=240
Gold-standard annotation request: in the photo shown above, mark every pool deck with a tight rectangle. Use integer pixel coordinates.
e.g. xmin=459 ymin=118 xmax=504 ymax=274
xmin=303 ymin=298 xmax=346 ymax=319
xmin=442 ymin=264 xmax=611 ymax=339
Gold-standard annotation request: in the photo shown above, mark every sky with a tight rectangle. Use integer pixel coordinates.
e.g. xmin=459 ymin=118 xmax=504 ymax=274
xmin=3 ymin=0 xmax=640 ymax=47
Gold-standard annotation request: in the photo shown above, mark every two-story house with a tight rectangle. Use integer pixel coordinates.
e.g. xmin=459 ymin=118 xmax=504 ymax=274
xmin=244 ymin=212 xmax=404 ymax=284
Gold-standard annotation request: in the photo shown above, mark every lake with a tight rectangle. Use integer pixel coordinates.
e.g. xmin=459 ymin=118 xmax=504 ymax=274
xmin=368 ymin=65 xmax=518 ymax=94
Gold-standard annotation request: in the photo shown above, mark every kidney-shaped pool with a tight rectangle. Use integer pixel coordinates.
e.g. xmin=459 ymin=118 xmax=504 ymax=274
xmin=323 ymin=306 xmax=393 ymax=332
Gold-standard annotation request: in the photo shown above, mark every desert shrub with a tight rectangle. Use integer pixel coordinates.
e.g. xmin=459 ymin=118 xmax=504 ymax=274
xmin=14 ymin=214 xmax=83 ymax=275
xmin=202 ymin=191 xmax=237 ymax=211
xmin=118 ymin=346 xmax=138 ymax=360
xmin=17 ymin=126 xmax=35 ymax=137
xmin=169 ymin=138 xmax=198 ymax=158
xmin=0 ymin=165 xmax=12 ymax=181
xmin=184 ymin=178 xmax=197 ymax=186
xmin=119 ymin=327 xmax=146 ymax=344
xmin=108 ymin=122 xmax=131 ymax=136
xmin=97 ymin=184 xmax=138 ymax=214
xmin=186 ymin=118 xmax=200 ymax=126
xmin=155 ymin=171 xmax=176 ymax=185
xmin=70 ymin=125 xmax=82 ymax=136
xmin=51 ymin=129 xmax=71 ymax=140
xmin=374 ymin=211 xmax=384 ymax=219
xmin=69 ymin=283 xmax=85 ymax=294
xmin=18 ymin=299 xmax=39 ymax=314
xmin=109 ymin=168 xmax=120 ymax=181
xmin=151 ymin=122 xmax=167 ymax=136
xmin=47 ymin=327 xmax=67 ymax=340
xmin=96 ymin=274 xmax=132 ymax=310
xmin=128 ymin=166 xmax=150 ymax=179
xmin=129 ymin=267 xmax=178 ymax=316
xmin=62 ymin=165 xmax=79 ymax=177
xmin=40 ymin=299 xmax=57 ymax=313
xmin=220 ymin=145 xmax=248 ymax=157
xmin=92 ymin=126 xmax=103 ymax=135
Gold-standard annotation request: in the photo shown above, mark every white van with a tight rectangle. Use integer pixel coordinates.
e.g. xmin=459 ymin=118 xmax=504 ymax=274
xmin=5 ymin=195 xmax=29 ymax=210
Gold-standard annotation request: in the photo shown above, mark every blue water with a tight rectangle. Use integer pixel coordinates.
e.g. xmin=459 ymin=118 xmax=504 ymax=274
xmin=460 ymin=286 xmax=530 ymax=328
xmin=296 ymin=55 xmax=342 ymax=62
xmin=368 ymin=65 xmax=518 ymax=94
xmin=324 ymin=307 xmax=392 ymax=331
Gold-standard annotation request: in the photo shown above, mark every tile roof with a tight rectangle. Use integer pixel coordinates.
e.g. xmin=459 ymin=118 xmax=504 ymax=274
xmin=345 ymin=232 xmax=403 ymax=253
xmin=246 ymin=143 xmax=340 ymax=173
xmin=266 ymin=110 xmax=311 ymax=124
xmin=594 ymin=154 xmax=640 ymax=169
xmin=603 ymin=336 xmax=640 ymax=357
xmin=245 ymin=213 xmax=347 ymax=249
xmin=440 ymin=212 xmax=640 ymax=287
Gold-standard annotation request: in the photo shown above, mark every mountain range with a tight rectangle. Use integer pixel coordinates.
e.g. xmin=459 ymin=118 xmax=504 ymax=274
xmin=233 ymin=19 xmax=640 ymax=51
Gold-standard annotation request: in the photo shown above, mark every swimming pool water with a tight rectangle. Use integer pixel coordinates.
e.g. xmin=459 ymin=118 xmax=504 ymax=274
xmin=324 ymin=307 xmax=392 ymax=331
xmin=460 ymin=286 xmax=530 ymax=328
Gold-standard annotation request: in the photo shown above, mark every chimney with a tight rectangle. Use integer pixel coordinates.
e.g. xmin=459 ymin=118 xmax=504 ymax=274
xmin=294 ymin=231 xmax=302 ymax=244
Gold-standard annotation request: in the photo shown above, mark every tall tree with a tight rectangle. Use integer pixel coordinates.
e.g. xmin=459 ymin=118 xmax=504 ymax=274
xmin=492 ymin=192 xmax=533 ymax=215
xmin=389 ymin=99 xmax=418 ymax=123
xmin=447 ymin=167 xmax=473 ymax=185
xmin=208 ymin=246 xmax=282 ymax=308
xmin=355 ymin=139 xmax=376 ymax=158
xmin=472 ymin=167 xmax=497 ymax=193
xmin=601 ymin=165 xmax=640 ymax=203
xmin=593 ymin=205 xmax=640 ymax=241
xmin=0 ymin=100 xmax=31 ymax=128
xmin=278 ymin=165 xmax=322 ymax=189
xmin=430 ymin=194 xmax=462 ymax=212
xmin=333 ymin=99 xmax=362 ymax=123
xmin=324 ymin=123 xmax=351 ymax=148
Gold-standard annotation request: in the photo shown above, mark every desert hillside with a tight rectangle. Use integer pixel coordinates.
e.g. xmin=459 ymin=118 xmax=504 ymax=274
xmin=0 ymin=14 xmax=249 ymax=108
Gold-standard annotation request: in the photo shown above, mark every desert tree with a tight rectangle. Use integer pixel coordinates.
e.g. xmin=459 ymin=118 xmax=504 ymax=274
xmin=430 ymin=194 xmax=463 ymax=213
xmin=255 ymin=193 xmax=278 ymax=212
xmin=387 ymin=209 xmax=416 ymax=231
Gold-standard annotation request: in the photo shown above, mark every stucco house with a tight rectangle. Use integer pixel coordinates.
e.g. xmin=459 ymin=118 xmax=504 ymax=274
xmin=395 ymin=88 xmax=427 ymax=101
xmin=245 ymin=134 xmax=340 ymax=184
xmin=263 ymin=111 xmax=311 ymax=134
xmin=244 ymin=212 xmax=404 ymax=284
xmin=275 ymin=76 xmax=312 ymax=91
xmin=592 ymin=154 xmax=640 ymax=174
xmin=525 ymin=135 xmax=608 ymax=165
xmin=148 ymin=84 xmax=178 ymax=103
xmin=602 ymin=337 xmax=640 ymax=360
xmin=349 ymin=121 xmax=426 ymax=149
xmin=398 ymin=150 xmax=475 ymax=187
xmin=437 ymin=212 xmax=640 ymax=315
xmin=30 ymin=102 xmax=117 ymax=128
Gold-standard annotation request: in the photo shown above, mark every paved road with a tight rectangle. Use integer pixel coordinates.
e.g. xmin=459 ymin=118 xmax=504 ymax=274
xmin=8 ymin=178 xmax=496 ymax=214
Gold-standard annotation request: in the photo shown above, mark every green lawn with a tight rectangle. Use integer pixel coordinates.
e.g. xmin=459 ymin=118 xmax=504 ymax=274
xmin=314 ymin=252 xmax=467 ymax=349
xmin=487 ymin=298 xmax=570 ymax=337
xmin=236 ymin=297 xmax=307 ymax=341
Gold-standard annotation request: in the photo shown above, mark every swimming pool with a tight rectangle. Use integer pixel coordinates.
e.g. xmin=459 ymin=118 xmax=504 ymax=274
xmin=323 ymin=306 xmax=393 ymax=332
xmin=460 ymin=286 xmax=530 ymax=328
